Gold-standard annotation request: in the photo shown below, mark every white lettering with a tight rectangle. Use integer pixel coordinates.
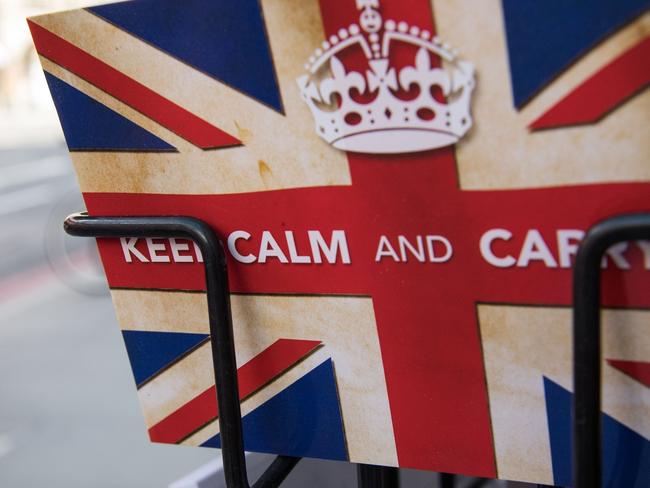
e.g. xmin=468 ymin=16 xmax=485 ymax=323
xmin=480 ymin=229 xmax=515 ymax=268
xmin=426 ymin=235 xmax=453 ymax=263
xmin=557 ymin=229 xmax=585 ymax=268
xmin=120 ymin=237 xmax=149 ymax=263
xmin=308 ymin=230 xmax=350 ymax=264
xmin=601 ymin=242 xmax=630 ymax=270
xmin=285 ymin=231 xmax=311 ymax=264
xmin=398 ymin=235 xmax=426 ymax=262
xmin=258 ymin=231 xmax=288 ymax=263
xmin=517 ymin=229 xmax=557 ymax=268
xmin=169 ymin=238 xmax=193 ymax=263
xmin=193 ymin=242 xmax=204 ymax=263
xmin=637 ymin=240 xmax=650 ymax=269
xmin=375 ymin=235 xmax=399 ymax=262
xmin=227 ymin=231 xmax=256 ymax=263
xmin=146 ymin=238 xmax=170 ymax=263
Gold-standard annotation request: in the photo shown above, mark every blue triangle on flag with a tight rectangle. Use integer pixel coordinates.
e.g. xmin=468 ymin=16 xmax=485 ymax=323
xmin=502 ymin=0 xmax=649 ymax=108
xmin=121 ymin=330 xmax=209 ymax=387
xmin=201 ymin=359 xmax=348 ymax=461
xmin=44 ymin=72 xmax=176 ymax=151
xmin=543 ymin=376 xmax=650 ymax=487
xmin=89 ymin=0 xmax=284 ymax=113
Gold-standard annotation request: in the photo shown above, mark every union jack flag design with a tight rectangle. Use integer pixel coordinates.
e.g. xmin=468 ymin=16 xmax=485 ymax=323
xmin=30 ymin=0 xmax=650 ymax=485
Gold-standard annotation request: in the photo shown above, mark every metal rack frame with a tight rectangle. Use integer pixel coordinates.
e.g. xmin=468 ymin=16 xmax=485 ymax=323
xmin=63 ymin=211 xmax=650 ymax=488
xmin=572 ymin=213 xmax=650 ymax=488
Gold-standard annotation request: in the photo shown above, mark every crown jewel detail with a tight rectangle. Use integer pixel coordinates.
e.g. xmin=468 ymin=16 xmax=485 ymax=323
xmin=297 ymin=0 xmax=475 ymax=154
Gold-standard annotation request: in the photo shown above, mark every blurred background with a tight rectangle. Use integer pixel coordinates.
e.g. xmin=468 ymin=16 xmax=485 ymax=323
xmin=0 ymin=2 xmax=523 ymax=487
xmin=0 ymin=1 xmax=222 ymax=486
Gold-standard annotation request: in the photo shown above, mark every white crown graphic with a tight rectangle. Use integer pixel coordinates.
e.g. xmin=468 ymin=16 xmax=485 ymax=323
xmin=297 ymin=0 xmax=475 ymax=154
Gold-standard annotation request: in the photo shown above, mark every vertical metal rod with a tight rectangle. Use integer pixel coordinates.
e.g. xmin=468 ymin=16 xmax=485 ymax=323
xmin=252 ymin=456 xmax=301 ymax=488
xmin=63 ymin=213 xmax=304 ymax=488
xmin=573 ymin=229 xmax=603 ymax=488
xmin=357 ymin=464 xmax=399 ymax=488
xmin=197 ymin=220 xmax=251 ymax=488
xmin=573 ymin=213 xmax=650 ymax=488
xmin=439 ymin=472 xmax=455 ymax=488
xmin=64 ymin=214 xmax=251 ymax=488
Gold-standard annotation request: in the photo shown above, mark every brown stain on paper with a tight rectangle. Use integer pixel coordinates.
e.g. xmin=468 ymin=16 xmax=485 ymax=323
xmin=234 ymin=120 xmax=252 ymax=142
xmin=258 ymin=159 xmax=274 ymax=188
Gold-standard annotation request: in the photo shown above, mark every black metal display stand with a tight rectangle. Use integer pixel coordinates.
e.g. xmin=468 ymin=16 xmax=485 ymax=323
xmin=572 ymin=213 xmax=650 ymax=488
xmin=64 ymin=211 xmax=650 ymax=488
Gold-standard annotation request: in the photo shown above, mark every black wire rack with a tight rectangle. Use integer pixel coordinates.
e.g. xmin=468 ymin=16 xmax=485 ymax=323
xmin=63 ymin=211 xmax=650 ymax=488
xmin=572 ymin=214 xmax=650 ymax=488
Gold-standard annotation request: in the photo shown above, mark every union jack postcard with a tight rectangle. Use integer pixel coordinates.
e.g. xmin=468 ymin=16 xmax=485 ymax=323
xmin=29 ymin=0 xmax=650 ymax=485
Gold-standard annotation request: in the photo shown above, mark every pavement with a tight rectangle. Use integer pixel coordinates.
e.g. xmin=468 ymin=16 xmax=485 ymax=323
xmin=0 ymin=141 xmax=216 ymax=487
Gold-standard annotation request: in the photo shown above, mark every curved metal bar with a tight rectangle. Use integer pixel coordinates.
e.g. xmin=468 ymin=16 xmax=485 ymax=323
xmin=573 ymin=213 xmax=650 ymax=488
xmin=64 ymin=213 xmax=306 ymax=487
xmin=64 ymin=212 xmax=250 ymax=487
xmin=252 ymin=456 xmax=301 ymax=488
xmin=65 ymin=213 xmax=306 ymax=488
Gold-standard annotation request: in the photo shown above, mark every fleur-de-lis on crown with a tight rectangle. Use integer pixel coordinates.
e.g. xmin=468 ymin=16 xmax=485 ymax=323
xmin=297 ymin=0 xmax=476 ymax=154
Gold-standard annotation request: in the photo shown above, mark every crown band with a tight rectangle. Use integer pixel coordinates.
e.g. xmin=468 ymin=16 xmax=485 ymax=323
xmin=297 ymin=0 xmax=475 ymax=154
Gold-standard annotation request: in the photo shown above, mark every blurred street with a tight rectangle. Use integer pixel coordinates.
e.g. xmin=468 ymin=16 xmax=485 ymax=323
xmin=0 ymin=2 xmax=218 ymax=484
xmin=1 ymin=142 xmax=77 ymax=278
xmin=0 ymin=142 xmax=217 ymax=487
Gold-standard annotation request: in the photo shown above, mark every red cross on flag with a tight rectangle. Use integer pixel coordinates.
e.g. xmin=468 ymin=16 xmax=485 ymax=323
xmin=30 ymin=0 xmax=650 ymax=485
